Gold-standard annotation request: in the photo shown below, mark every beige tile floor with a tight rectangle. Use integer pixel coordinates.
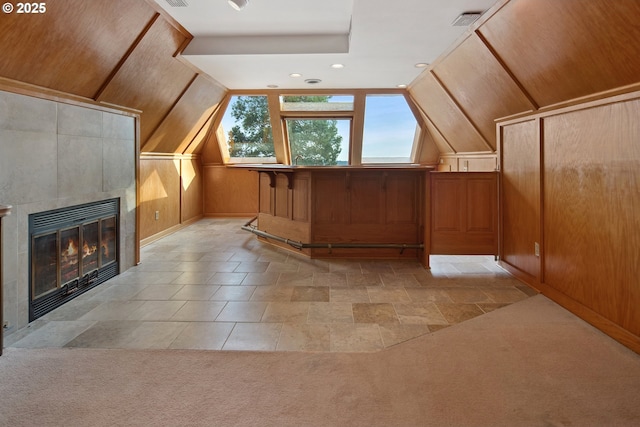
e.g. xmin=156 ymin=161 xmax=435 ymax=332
xmin=5 ymin=218 xmax=537 ymax=352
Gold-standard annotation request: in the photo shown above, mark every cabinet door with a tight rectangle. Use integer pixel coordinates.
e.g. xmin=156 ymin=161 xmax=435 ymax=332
xmin=430 ymin=172 xmax=498 ymax=255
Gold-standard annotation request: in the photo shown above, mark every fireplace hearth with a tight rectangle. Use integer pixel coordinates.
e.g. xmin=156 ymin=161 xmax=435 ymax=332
xmin=29 ymin=199 xmax=119 ymax=320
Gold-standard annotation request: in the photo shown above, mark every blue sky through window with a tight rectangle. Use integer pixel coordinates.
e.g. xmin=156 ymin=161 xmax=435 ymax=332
xmin=362 ymin=95 xmax=415 ymax=162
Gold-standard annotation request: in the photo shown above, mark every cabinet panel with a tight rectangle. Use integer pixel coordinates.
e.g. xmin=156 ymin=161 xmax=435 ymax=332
xmin=544 ymin=100 xmax=640 ymax=335
xmin=313 ymin=174 xmax=347 ymax=224
xmin=275 ymin=174 xmax=289 ymax=218
xmin=466 ymin=178 xmax=497 ymax=232
xmin=431 ymin=172 xmax=498 ymax=255
xmin=259 ymin=173 xmax=272 ymax=215
xmin=349 ymin=173 xmax=383 ymax=224
xmin=292 ymin=174 xmax=310 ymax=222
xmin=432 ymin=178 xmax=462 ymax=232
xmin=386 ymin=173 xmax=418 ymax=224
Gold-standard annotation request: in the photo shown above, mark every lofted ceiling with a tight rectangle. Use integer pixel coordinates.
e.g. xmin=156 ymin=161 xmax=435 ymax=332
xmin=154 ymin=0 xmax=497 ymax=90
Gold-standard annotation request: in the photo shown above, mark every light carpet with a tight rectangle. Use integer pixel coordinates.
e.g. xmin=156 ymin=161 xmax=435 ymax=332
xmin=1 ymin=295 xmax=639 ymax=427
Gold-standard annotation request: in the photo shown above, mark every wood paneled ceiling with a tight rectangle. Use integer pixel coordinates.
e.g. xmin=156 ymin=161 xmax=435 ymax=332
xmin=0 ymin=0 xmax=227 ymax=154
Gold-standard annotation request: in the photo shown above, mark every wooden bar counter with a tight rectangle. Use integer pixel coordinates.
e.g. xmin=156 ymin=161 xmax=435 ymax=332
xmin=237 ymin=165 xmax=433 ymax=265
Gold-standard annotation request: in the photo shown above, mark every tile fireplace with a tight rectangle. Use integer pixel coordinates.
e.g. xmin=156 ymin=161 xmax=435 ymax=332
xmin=29 ymin=199 xmax=119 ymax=320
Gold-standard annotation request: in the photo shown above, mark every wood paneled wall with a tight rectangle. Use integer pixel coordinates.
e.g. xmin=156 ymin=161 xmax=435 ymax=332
xmin=180 ymin=157 xmax=204 ymax=223
xmin=139 ymin=157 xmax=181 ymax=241
xmin=203 ymin=166 xmax=259 ymax=217
xmin=499 ymin=119 xmax=539 ymax=280
xmin=498 ymin=91 xmax=640 ymax=353
xmin=409 ymin=0 xmax=640 ymax=155
xmin=139 ymin=155 xmax=204 ymax=243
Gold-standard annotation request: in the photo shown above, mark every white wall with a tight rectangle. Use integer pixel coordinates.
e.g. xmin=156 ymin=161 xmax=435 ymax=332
xmin=0 ymin=90 xmax=137 ymax=336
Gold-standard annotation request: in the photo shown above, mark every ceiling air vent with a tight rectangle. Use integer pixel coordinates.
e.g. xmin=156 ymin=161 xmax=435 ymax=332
xmin=452 ymin=12 xmax=482 ymax=26
xmin=165 ymin=0 xmax=188 ymax=7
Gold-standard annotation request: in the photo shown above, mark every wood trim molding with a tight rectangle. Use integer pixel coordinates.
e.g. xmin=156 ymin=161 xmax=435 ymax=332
xmin=429 ymin=70 xmax=494 ymax=152
xmin=537 ymin=282 xmax=640 ymax=355
xmin=0 ymin=78 xmax=140 ymax=116
xmin=498 ymin=259 xmax=640 ymax=356
xmin=0 ymin=206 xmax=8 ymax=356
xmin=140 ymin=153 xmax=200 ymax=160
xmin=474 ymin=29 xmax=539 ymax=111
xmin=498 ymin=88 xmax=640 ymax=126
xmin=94 ymin=13 xmax=160 ymax=101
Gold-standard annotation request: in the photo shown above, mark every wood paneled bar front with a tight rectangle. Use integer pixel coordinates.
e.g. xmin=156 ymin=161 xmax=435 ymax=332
xmin=236 ymin=165 xmax=433 ymax=267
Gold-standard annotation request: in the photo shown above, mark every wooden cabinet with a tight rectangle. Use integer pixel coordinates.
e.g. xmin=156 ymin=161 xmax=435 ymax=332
xmin=430 ymin=172 xmax=498 ymax=255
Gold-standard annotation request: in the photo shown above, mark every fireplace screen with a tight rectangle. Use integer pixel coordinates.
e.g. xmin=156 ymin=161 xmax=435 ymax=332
xmin=29 ymin=199 xmax=119 ymax=320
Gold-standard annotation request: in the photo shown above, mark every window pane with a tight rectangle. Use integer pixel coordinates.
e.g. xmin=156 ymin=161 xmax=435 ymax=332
xmin=287 ymin=119 xmax=350 ymax=166
xmin=220 ymin=95 xmax=276 ymax=162
xmin=281 ymin=95 xmax=354 ymax=112
xmin=362 ymin=95 xmax=417 ymax=163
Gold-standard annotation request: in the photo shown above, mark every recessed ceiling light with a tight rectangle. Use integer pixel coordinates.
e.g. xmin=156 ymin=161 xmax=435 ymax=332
xmin=289 ymin=73 xmax=302 ymax=78
xmin=415 ymin=63 xmax=429 ymax=68
xmin=305 ymin=78 xmax=322 ymax=84
xmin=228 ymin=0 xmax=249 ymax=11
xmin=397 ymin=84 xmax=408 ymax=89
xmin=331 ymin=63 xmax=345 ymax=69
xmin=452 ymin=12 xmax=482 ymax=26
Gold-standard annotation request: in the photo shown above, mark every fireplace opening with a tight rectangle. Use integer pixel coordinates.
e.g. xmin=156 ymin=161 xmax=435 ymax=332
xmin=29 ymin=199 xmax=119 ymax=321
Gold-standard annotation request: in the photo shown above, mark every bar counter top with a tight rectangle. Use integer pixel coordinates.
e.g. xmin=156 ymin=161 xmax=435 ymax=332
xmin=231 ymin=164 xmax=434 ymax=172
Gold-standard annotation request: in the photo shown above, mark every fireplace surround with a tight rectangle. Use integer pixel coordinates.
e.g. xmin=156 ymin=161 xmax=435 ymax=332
xmin=29 ymin=199 xmax=119 ymax=321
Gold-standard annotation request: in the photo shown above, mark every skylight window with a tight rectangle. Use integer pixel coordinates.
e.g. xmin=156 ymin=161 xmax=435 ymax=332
xmin=362 ymin=95 xmax=417 ymax=163
xmin=280 ymin=95 xmax=354 ymax=112
xmin=219 ymin=95 xmax=276 ymax=163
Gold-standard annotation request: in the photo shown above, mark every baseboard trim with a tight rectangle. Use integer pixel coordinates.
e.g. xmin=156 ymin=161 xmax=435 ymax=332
xmin=498 ymin=261 xmax=640 ymax=355
xmin=140 ymin=215 xmax=203 ymax=247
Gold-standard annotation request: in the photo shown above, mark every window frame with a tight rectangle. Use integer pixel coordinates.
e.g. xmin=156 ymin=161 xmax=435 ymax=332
xmin=215 ymin=89 xmax=424 ymax=166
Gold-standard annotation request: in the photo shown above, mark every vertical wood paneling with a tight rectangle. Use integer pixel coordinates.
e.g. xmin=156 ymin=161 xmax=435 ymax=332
xmin=258 ymin=173 xmax=273 ymax=215
xmin=479 ymin=0 xmax=640 ymax=107
xmin=433 ymin=34 xmax=535 ymax=148
xmin=203 ymin=166 xmax=258 ymax=216
xmin=386 ymin=173 xmax=417 ymax=224
xmin=275 ymin=175 xmax=289 ymax=218
xmin=139 ymin=158 xmax=181 ymax=240
xmin=349 ymin=173 xmax=383 ymax=224
xmin=313 ymin=174 xmax=347 ymax=224
xmin=180 ymin=158 xmax=203 ymax=223
xmin=292 ymin=174 xmax=310 ymax=222
xmin=432 ymin=178 xmax=461 ymax=232
xmin=500 ymin=119 xmax=540 ymax=279
xmin=543 ymin=99 xmax=640 ymax=335
xmin=466 ymin=178 xmax=496 ymax=232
